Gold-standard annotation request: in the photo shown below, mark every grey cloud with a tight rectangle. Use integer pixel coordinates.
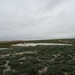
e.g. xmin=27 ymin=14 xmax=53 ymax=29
xmin=0 ymin=0 xmax=75 ymax=40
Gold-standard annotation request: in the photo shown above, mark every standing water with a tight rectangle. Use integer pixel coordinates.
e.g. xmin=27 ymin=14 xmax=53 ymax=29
xmin=12 ymin=43 xmax=72 ymax=46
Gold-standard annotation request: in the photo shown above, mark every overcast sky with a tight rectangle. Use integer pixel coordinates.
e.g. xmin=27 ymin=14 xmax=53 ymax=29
xmin=0 ymin=0 xmax=75 ymax=40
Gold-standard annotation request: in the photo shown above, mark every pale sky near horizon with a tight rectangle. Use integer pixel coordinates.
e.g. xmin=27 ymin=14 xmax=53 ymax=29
xmin=0 ymin=0 xmax=75 ymax=40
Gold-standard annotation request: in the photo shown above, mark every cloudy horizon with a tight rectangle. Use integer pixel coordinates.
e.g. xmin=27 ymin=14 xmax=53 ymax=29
xmin=0 ymin=0 xmax=75 ymax=41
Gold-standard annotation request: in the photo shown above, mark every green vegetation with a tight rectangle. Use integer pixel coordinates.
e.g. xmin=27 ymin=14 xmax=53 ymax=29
xmin=0 ymin=44 xmax=75 ymax=75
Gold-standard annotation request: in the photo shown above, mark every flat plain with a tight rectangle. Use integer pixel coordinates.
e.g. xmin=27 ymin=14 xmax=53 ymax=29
xmin=0 ymin=38 xmax=75 ymax=75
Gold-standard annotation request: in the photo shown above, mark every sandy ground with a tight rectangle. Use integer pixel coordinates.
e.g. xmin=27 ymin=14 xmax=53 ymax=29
xmin=0 ymin=51 xmax=37 ymax=57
